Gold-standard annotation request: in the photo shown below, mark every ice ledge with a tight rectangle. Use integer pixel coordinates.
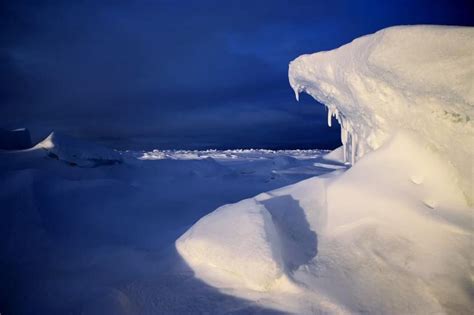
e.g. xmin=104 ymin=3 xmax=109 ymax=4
xmin=289 ymin=25 xmax=474 ymax=202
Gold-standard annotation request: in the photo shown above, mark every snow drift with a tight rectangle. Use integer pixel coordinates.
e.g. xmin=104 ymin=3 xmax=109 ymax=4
xmin=177 ymin=25 xmax=473 ymax=314
xmin=0 ymin=138 xmax=334 ymax=314
xmin=177 ymin=198 xmax=286 ymax=291
xmin=177 ymin=133 xmax=472 ymax=313
xmin=34 ymin=132 xmax=122 ymax=167
xmin=289 ymin=25 xmax=473 ymax=202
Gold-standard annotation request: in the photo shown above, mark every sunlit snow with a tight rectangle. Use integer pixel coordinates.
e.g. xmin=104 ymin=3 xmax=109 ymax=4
xmin=177 ymin=25 xmax=474 ymax=314
xmin=1 ymin=25 xmax=472 ymax=315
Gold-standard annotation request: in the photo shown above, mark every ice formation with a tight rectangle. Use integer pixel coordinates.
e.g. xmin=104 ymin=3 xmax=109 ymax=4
xmin=176 ymin=25 xmax=473 ymax=314
xmin=289 ymin=25 xmax=474 ymax=201
xmin=34 ymin=132 xmax=122 ymax=167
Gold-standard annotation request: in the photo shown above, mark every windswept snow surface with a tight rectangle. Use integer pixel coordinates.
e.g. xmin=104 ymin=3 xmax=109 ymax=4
xmin=177 ymin=25 xmax=473 ymax=314
xmin=0 ymin=133 xmax=341 ymax=314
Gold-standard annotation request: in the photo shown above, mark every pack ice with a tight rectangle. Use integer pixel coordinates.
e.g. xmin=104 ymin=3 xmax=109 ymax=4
xmin=176 ymin=25 xmax=474 ymax=314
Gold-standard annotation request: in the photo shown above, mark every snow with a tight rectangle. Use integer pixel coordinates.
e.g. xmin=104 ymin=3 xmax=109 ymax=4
xmin=34 ymin=131 xmax=123 ymax=167
xmin=177 ymin=198 xmax=286 ymax=292
xmin=289 ymin=25 xmax=474 ymax=202
xmin=176 ymin=25 xmax=473 ymax=314
xmin=177 ymin=132 xmax=472 ymax=314
xmin=0 ymin=133 xmax=338 ymax=314
xmin=2 ymin=25 xmax=473 ymax=314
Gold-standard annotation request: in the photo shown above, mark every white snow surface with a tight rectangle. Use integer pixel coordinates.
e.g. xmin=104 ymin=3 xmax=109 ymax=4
xmin=0 ymin=133 xmax=340 ymax=314
xmin=176 ymin=25 xmax=473 ymax=314
xmin=289 ymin=25 xmax=474 ymax=202
xmin=2 ymin=25 xmax=473 ymax=315
xmin=177 ymin=132 xmax=473 ymax=314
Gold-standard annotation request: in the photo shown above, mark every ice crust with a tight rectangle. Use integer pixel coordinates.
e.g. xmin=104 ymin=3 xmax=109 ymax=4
xmin=289 ymin=25 xmax=474 ymax=201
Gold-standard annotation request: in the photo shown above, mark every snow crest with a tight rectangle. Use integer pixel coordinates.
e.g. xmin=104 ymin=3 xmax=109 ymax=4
xmin=289 ymin=25 xmax=474 ymax=202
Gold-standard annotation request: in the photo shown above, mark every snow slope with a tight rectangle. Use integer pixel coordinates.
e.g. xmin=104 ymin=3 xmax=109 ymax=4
xmin=177 ymin=133 xmax=472 ymax=314
xmin=289 ymin=25 xmax=474 ymax=202
xmin=177 ymin=25 xmax=473 ymax=314
xmin=0 ymin=133 xmax=340 ymax=314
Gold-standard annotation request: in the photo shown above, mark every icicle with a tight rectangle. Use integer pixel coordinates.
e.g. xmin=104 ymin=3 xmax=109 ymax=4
xmin=343 ymin=142 xmax=347 ymax=163
xmin=341 ymin=124 xmax=347 ymax=144
xmin=358 ymin=141 xmax=365 ymax=158
xmin=341 ymin=124 xmax=348 ymax=163
xmin=351 ymin=132 xmax=357 ymax=165
xmin=327 ymin=107 xmax=333 ymax=127
xmin=294 ymin=87 xmax=300 ymax=101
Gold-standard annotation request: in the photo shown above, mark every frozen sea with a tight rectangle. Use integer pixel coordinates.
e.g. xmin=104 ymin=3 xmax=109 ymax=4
xmin=0 ymin=142 xmax=344 ymax=314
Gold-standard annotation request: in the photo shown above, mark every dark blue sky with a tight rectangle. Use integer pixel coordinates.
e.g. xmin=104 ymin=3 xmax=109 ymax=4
xmin=1 ymin=0 xmax=473 ymax=149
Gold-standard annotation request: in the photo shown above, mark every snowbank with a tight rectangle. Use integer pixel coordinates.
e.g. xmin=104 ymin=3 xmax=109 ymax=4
xmin=289 ymin=25 xmax=474 ymax=202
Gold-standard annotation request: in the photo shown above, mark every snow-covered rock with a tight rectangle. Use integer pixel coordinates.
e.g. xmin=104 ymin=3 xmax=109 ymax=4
xmin=289 ymin=25 xmax=474 ymax=202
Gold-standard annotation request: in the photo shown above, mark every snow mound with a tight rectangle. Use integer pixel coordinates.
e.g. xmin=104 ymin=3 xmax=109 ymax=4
xmin=289 ymin=25 xmax=474 ymax=202
xmin=177 ymin=25 xmax=473 ymax=313
xmin=176 ymin=198 xmax=286 ymax=291
xmin=34 ymin=132 xmax=122 ymax=167
xmin=176 ymin=174 xmax=332 ymax=296
xmin=176 ymin=132 xmax=472 ymax=313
